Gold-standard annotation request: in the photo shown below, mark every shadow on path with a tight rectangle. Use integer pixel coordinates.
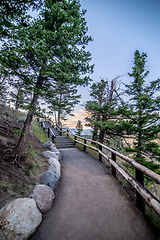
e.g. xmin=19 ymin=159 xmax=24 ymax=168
xmin=29 ymin=148 xmax=156 ymax=240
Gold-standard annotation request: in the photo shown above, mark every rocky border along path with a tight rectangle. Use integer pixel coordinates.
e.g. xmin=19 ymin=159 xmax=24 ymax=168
xmin=0 ymin=141 xmax=61 ymax=240
xmin=29 ymin=148 xmax=156 ymax=240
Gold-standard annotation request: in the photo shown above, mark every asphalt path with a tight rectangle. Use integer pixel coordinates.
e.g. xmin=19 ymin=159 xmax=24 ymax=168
xmin=29 ymin=148 xmax=156 ymax=240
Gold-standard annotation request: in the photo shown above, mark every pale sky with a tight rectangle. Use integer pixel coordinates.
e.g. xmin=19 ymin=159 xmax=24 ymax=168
xmin=67 ymin=0 xmax=160 ymax=129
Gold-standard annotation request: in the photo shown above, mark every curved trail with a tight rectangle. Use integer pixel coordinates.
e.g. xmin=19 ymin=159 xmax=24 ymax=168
xmin=29 ymin=148 xmax=155 ymax=240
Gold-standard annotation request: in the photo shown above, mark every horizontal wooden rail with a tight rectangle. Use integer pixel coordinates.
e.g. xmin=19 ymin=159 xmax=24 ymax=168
xmin=66 ymin=126 xmax=160 ymax=215
xmin=67 ymin=129 xmax=160 ymax=184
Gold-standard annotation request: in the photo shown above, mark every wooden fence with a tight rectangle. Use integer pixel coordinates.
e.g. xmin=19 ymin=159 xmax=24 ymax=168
xmin=43 ymin=120 xmax=160 ymax=217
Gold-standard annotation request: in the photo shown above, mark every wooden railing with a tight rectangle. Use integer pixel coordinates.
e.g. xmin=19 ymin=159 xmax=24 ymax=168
xmin=42 ymin=120 xmax=160 ymax=217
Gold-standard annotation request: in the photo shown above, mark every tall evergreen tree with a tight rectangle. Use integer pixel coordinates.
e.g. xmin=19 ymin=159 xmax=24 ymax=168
xmin=46 ymin=80 xmax=81 ymax=125
xmin=75 ymin=120 xmax=83 ymax=136
xmin=0 ymin=0 xmax=94 ymax=157
xmin=119 ymin=50 xmax=160 ymax=174
xmin=85 ymin=77 xmax=122 ymax=143
xmin=85 ymin=79 xmax=106 ymax=141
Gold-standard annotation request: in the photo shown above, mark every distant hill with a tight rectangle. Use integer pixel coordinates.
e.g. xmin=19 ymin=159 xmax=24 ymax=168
xmin=69 ymin=128 xmax=93 ymax=139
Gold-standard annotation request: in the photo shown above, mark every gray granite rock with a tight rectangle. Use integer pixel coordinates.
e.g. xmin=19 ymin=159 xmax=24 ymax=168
xmin=43 ymin=141 xmax=55 ymax=149
xmin=42 ymin=151 xmax=58 ymax=160
xmin=40 ymin=170 xmax=60 ymax=190
xmin=50 ymin=146 xmax=59 ymax=152
xmin=0 ymin=198 xmax=42 ymax=240
xmin=48 ymin=158 xmax=61 ymax=177
xmin=50 ymin=147 xmax=61 ymax=160
xmin=30 ymin=184 xmax=55 ymax=213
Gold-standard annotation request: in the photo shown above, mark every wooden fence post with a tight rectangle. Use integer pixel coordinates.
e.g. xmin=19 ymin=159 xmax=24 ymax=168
xmin=99 ymin=144 xmax=102 ymax=162
xmin=136 ymin=168 xmax=145 ymax=214
xmin=48 ymin=128 xmax=50 ymax=138
xmin=51 ymin=135 xmax=55 ymax=143
xmin=74 ymin=136 xmax=77 ymax=145
xmin=60 ymin=127 xmax=62 ymax=136
xmin=84 ymin=139 xmax=86 ymax=151
xmin=111 ymin=150 xmax=116 ymax=178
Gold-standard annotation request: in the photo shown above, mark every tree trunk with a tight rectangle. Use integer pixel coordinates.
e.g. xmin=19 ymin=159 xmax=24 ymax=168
xmin=58 ymin=92 xmax=62 ymax=126
xmin=92 ymin=113 xmax=100 ymax=141
xmin=54 ymin=111 xmax=57 ymax=123
xmin=58 ymin=109 xmax=61 ymax=126
xmin=14 ymin=71 xmax=43 ymax=156
xmin=15 ymin=93 xmax=38 ymax=155
xmin=15 ymin=100 xmax=19 ymax=110
xmin=98 ymin=129 xmax=105 ymax=144
xmin=92 ymin=126 xmax=98 ymax=141
xmin=15 ymin=87 xmax=22 ymax=110
xmin=98 ymin=114 xmax=106 ymax=144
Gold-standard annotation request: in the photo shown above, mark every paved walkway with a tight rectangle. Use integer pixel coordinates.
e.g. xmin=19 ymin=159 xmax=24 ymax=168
xmin=29 ymin=148 xmax=156 ymax=240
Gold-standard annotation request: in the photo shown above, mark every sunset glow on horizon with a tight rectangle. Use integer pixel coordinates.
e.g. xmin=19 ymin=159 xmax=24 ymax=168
xmin=61 ymin=109 xmax=91 ymax=129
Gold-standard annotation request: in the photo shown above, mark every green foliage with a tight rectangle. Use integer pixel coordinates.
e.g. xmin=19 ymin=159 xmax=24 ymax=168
xmin=85 ymin=77 xmax=122 ymax=143
xmin=11 ymin=129 xmax=24 ymax=135
xmin=75 ymin=120 xmax=83 ymax=136
xmin=0 ymin=0 xmax=42 ymax=39
xmin=0 ymin=0 xmax=94 ymax=152
xmin=119 ymin=50 xmax=160 ymax=172
xmin=31 ymin=120 xmax=49 ymax=143
xmin=0 ymin=178 xmax=12 ymax=191
xmin=25 ymin=140 xmax=42 ymax=176
xmin=46 ymin=81 xmax=81 ymax=125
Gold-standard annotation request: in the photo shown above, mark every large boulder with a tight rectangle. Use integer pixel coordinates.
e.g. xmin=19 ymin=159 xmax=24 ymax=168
xmin=50 ymin=146 xmax=59 ymax=152
xmin=42 ymin=151 xmax=58 ymax=160
xmin=43 ymin=141 xmax=55 ymax=149
xmin=48 ymin=158 xmax=61 ymax=177
xmin=40 ymin=170 xmax=60 ymax=190
xmin=0 ymin=198 xmax=42 ymax=240
xmin=30 ymin=184 xmax=55 ymax=213
xmin=50 ymin=147 xmax=61 ymax=160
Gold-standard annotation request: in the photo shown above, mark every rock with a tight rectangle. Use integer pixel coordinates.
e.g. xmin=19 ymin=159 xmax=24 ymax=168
xmin=48 ymin=158 xmax=61 ymax=177
xmin=19 ymin=116 xmax=26 ymax=123
xmin=0 ymin=198 xmax=42 ymax=240
xmin=40 ymin=170 xmax=60 ymax=190
xmin=48 ymin=157 xmax=57 ymax=165
xmin=50 ymin=146 xmax=59 ymax=152
xmin=43 ymin=141 xmax=55 ymax=149
xmin=50 ymin=146 xmax=61 ymax=160
xmin=30 ymin=185 xmax=55 ymax=213
xmin=42 ymin=151 xmax=58 ymax=160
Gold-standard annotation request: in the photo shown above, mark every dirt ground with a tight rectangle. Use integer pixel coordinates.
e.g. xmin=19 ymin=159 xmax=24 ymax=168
xmin=0 ymin=103 xmax=48 ymax=209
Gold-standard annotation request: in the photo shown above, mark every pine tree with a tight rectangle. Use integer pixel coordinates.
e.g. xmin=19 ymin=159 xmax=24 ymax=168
xmin=120 ymin=50 xmax=160 ymax=173
xmin=85 ymin=77 xmax=122 ymax=143
xmin=75 ymin=120 xmax=83 ymax=136
xmin=46 ymin=80 xmax=81 ymax=125
xmin=0 ymin=0 xmax=94 ymax=157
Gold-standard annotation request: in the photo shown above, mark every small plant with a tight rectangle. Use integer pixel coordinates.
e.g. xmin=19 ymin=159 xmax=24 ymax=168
xmin=0 ymin=179 xmax=12 ymax=191
xmin=21 ymin=191 xmax=26 ymax=196
xmin=26 ymin=147 xmax=36 ymax=159
xmin=31 ymin=120 xmax=49 ymax=143
xmin=22 ymin=182 xmax=29 ymax=190
xmin=11 ymin=193 xmax=19 ymax=198
xmin=11 ymin=129 xmax=24 ymax=135
xmin=25 ymin=162 xmax=39 ymax=176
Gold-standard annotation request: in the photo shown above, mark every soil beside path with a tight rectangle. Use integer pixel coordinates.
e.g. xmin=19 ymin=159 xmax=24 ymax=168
xmin=29 ymin=148 xmax=156 ymax=240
